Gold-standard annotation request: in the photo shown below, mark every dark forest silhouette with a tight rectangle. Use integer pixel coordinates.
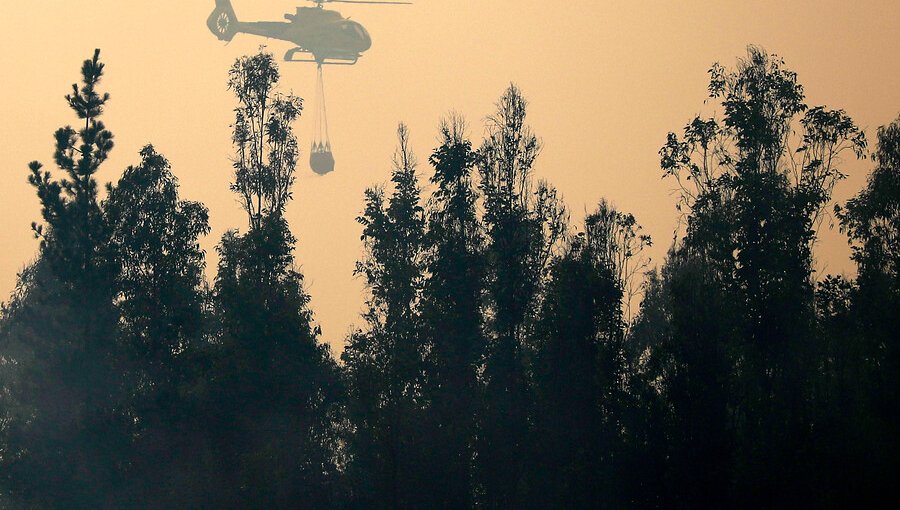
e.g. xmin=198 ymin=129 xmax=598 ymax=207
xmin=1 ymin=47 xmax=897 ymax=509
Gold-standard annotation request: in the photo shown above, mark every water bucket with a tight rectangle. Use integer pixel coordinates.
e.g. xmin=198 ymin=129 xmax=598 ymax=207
xmin=310 ymin=147 xmax=335 ymax=175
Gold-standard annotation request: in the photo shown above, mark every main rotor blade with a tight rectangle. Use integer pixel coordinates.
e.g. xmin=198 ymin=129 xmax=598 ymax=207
xmin=325 ymin=0 xmax=412 ymax=5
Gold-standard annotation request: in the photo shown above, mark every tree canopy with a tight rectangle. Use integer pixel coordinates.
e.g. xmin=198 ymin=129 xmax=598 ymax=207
xmin=1 ymin=46 xmax=897 ymax=509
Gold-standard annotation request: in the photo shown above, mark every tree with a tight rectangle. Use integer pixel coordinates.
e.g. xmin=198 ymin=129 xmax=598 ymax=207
xmin=228 ymin=51 xmax=302 ymax=232
xmin=629 ymin=251 xmax=739 ymax=507
xmin=586 ymin=200 xmax=652 ymax=331
xmin=0 ymin=49 xmax=129 ymax=509
xmin=655 ymin=45 xmax=866 ymax=505
xmin=476 ymin=84 xmax=567 ymax=509
xmin=102 ymin=145 xmax=211 ymax=504
xmin=531 ymin=201 xmax=649 ymax=509
xmin=839 ymin=115 xmax=900 ymax=318
xmin=204 ymin=50 xmax=343 ymax=508
xmin=830 ymin=115 xmax=900 ymax=503
xmin=342 ymin=124 xmax=428 ymax=509
xmin=418 ymin=115 xmax=485 ymax=509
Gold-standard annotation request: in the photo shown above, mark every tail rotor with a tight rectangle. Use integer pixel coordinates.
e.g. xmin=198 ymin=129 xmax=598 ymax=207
xmin=207 ymin=0 xmax=239 ymax=41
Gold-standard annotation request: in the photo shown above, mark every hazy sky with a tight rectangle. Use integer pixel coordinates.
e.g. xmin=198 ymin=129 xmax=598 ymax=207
xmin=1 ymin=1 xmax=898 ymax=352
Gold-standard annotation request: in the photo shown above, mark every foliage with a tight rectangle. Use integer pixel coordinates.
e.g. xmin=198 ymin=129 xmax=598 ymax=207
xmin=200 ymin=49 xmax=344 ymax=508
xmin=530 ymin=202 xmax=635 ymax=509
xmin=228 ymin=51 xmax=303 ymax=229
xmin=102 ymin=145 xmax=212 ymax=505
xmin=646 ymin=45 xmax=876 ymax=507
xmin=475 ymin=84 xmax=567 ymax=509
xmin=419 ymin=115 xmax=484 ymax=509
xmin=1 ymin=46 xmax=897 ymax=510
xmin=343 ymin=124 xmax=428 ymax=509
xmin=1 ymin=49 xmax=127 ymax=509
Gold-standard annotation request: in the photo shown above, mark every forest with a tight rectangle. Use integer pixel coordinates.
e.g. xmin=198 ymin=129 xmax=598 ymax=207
xmin=0 ymin=46 xmax=897 ymax=509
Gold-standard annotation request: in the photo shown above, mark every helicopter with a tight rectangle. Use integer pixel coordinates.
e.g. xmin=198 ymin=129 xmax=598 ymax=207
xmin=207 ymin=1 xmax=411 ymax=174
xmin=207 ymin=0 xmax=410 ymax=65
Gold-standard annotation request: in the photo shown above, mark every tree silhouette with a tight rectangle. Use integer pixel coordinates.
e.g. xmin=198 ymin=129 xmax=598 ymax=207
xmin=204 ymin=50 xmax=344 ymax=508
xmin=0 ymin=49 xmax=128 ymax=509
xmin=828 ymin=115 xmax=900 ymax=504
xmin=228 ymin=51 xmax=303 ymax=231
xmin=531 ymin=201 xmax=649 ymax=509
xmin=629 ymin=251 xmax=738 ymax=507
xmin=102 ymin=145 xmax=211 ymax=505
xmin=0 ymin=44 xmax=896 ymax=510
xmin=419 ymin=115 xmax=485 ymax=509
xmin=343 ymin=124 xmax=428 ymax=509
xmin=475 ymin=84 xmax=567 ymax=509
xmin=652 ymin=45 xmax=867 ymax=506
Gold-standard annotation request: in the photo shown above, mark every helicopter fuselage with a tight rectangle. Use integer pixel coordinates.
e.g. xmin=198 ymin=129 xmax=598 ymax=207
xmin=208 ymin=3 xmax=372 ymax=64
xmin=243 ymin=9 xmax=371 ymax=60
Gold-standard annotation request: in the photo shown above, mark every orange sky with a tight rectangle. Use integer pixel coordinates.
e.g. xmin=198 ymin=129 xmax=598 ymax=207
xmin=1 ymin=1 xmax=898 ymax=352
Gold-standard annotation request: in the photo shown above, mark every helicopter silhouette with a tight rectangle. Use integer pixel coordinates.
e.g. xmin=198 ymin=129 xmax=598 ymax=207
xmin=207 ymin=0 xmax=410 ymax=65
xmin=207 ymin=1 xmax=411 ymax=174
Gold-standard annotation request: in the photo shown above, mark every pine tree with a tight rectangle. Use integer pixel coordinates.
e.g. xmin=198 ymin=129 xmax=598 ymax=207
xmin=0 ymin=49 xmax=129 ymax=509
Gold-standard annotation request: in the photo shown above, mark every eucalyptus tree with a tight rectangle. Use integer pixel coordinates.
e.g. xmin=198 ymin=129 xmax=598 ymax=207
xmin=654 ymin=45 xmax=866 ymax=506
xmin=207 ymin=50 xmax=343 ymax=509
xmin=476 ymin=84 xmax=567 ymax=509
xmin=419 ymin=115 xmax=484 ymax=509
xmin=829 ymin=115 xmax=900 ymax=504
xmin=531 ymin=200 xmax=650 ymax=509
xmin=343 ymin=124 xmax=428 ymax=509
xmin=102 ymin=145 xmax=211 ymax=504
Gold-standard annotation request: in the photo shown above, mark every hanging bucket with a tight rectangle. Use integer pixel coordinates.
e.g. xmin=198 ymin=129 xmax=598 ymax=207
xmin=310 ymin=64 xmax=335 ymax=175
xmin=310 ymin=142 xmax=335 ymax=175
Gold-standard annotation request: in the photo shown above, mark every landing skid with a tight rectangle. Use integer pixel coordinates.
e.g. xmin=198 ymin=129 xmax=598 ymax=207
xmin=284 ymin=47 xmax=359 ymax=65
